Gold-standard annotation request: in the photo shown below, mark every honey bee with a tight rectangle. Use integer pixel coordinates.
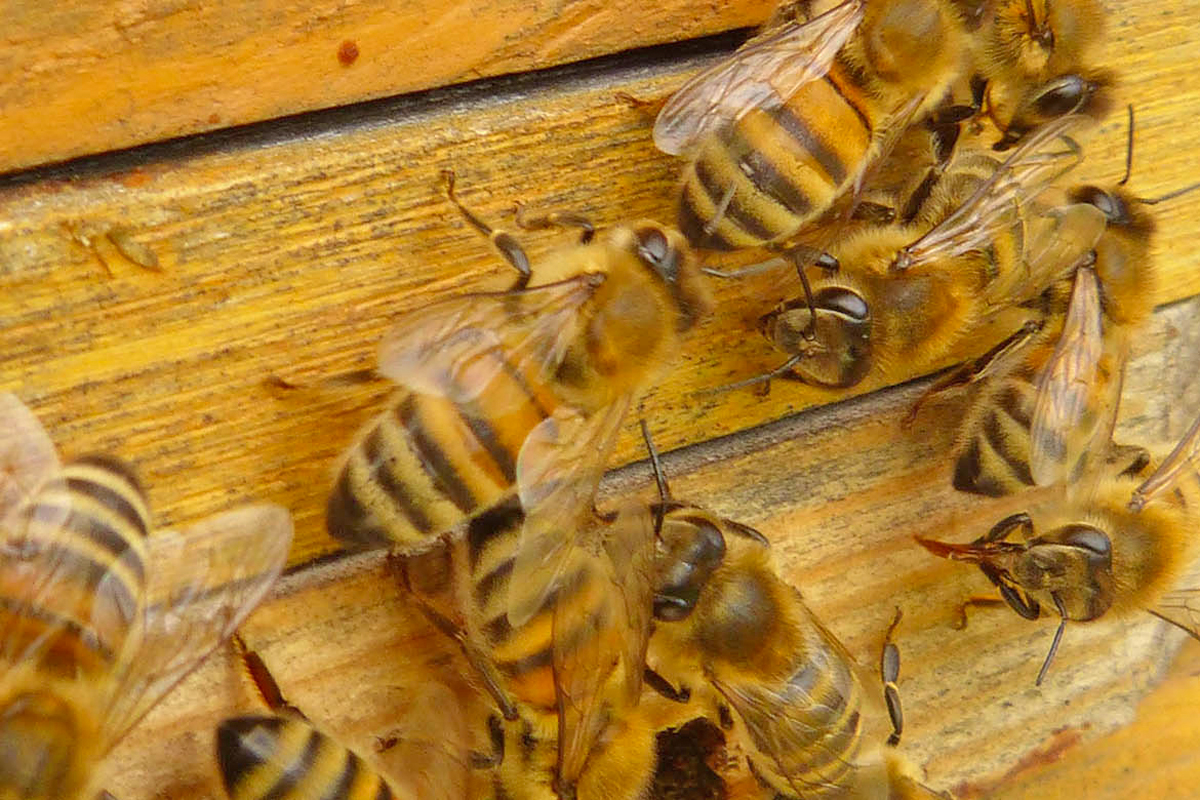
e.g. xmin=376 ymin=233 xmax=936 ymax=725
xmin=0 ymin=393 xmax=292 ymax=800
xmin=327 ymin=170 xmax=710 ymax=627
xmin=740 ymin=114 xmax=1099 ymax=392
xmin=918 ymin=408 xmax=1200 ymax=685
xmin=637 ymin=424 xmax=945 ymax=800
xmin=654 ymin=0 xmax=969 ymax=254
xmin=958 ymin=0 xmax=1115 ymax=149
xmin=217 ymin=681 xmax=472 ymax=800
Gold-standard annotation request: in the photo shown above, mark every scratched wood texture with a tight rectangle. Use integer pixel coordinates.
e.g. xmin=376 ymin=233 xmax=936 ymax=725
xmin=0 ymin=0 xmax=776 ymax=173
xmin=1 ymin=0 xmax=1199 ymax=796
xmin=95 ymin=296 xmax=1200 ymax=798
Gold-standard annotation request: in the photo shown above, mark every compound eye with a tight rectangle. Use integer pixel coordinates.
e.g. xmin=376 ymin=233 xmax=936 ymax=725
xmin=816 ymin=287 xmax=869 ymax=321
xmin=1033 ymin=75 xmax=1089 ymax=118
xmin=1060 ymin=524 xmax=1111 ymax=559
xmin=635 ymin=227 xmax=670 ymax=265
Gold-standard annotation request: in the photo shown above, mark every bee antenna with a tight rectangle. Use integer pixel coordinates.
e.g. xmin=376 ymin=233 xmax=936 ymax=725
xmin=1035 ymin=594 xmax=1069 ymax=686
xmin=639 ymin=419 xmax=673 ymax=502
xmin=1137 ymin=181 xmax=1200 ymax=206
xmin=1118 ymin=105 xmax=1134 ymax=187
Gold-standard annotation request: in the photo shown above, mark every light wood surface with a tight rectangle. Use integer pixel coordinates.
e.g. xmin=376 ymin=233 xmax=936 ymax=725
xmin=0 ymin=0 xmax=773 ymax=173
xmin=2 ymin=0 xmax=1200 ymax=796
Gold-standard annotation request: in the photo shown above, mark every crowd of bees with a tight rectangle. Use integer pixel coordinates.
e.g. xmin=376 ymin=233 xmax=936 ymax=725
xmin=2 ymin=0 xmax=1199 ymax=797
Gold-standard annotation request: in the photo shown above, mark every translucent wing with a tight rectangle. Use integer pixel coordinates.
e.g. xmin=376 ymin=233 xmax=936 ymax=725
xmin=0 ymin=393 xmax=62 ymax=527
xmin=506 ymin=398 xmax=630 ymax=627
xmin=1029 ymin=267 xmax=1121 ymax=487
xmin=380 ymin=681 xmax=472 ymax=800
xmin=895 ymin=115 xmax=1090 ymax=271
xmin=99 ymin=504 xmax=293 ymax=748
xmin=986 ymin=201 xmax=1108 ymax=308
xmin=599 ymin=504 xmax=657 ymax=701
xmin=652 ymin=0 xmax=864 ymax=156
xmin=1148 ymin=588 xmax=1200 ymax=643
xmin=1129 ymin=411 xmax=1200 ymax=511
xmin=377 ymin=273 xmax=604 ymax=405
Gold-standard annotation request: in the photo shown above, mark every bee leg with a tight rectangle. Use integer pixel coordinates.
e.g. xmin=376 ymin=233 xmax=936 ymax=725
xmin=441 ymin=169 xmax=533 ymax=290
xmin=392 ymin=556 xmax=521 ymax=721
xmin=1035 ymin=595 xmax=1070 ymax=686
xmin=613 ymin=90 xmax=666 ymax=121
xmin=952 ymin=596 xmax=1008 ymax=630
xmin=644 ymin=667 xmax=692 ymax=703
xmin=880 ymin=607 xmax=903 ymax=747
xmin=980 ymin=512 xmax=1033 ymax=544
xmin=232 ymin=632 xmax=307 ymax=719
xmin=513 ymin=202 xmax=595 ymax=244
xmin=468 ymin=714 xmax=506 ymax=769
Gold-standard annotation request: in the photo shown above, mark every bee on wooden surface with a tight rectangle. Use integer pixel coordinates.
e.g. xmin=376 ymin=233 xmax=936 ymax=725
xmin=0 ymin=393 xmax=292 ymax=800
xmin=956 ymin=0 xmax=1114 ymax=150
xmin=217 ymin=681 xmax=473 ymax=800
xmin=918 ymin=407 xmax=1200 ymax=685
xmin=636 ymin=425 xmax=946 ymax=800
xmin=654 ymin=0 xmax=969 ymax=255
xmin=736 ymin=114 xmax=1098 ymax=393
xmin=327 ymin=169 xmax=710 ymax=627
xmin=950 ymin=108 xmax=1200 ymax=496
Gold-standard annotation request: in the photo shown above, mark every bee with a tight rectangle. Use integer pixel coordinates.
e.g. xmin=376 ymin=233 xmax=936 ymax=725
xmin=636 ymin=424 xmax=946 ymax=800
xmin=327 ymin=169 xmax=710 ymax=627
xmin=739 ymin=114 xmax=1099 ymax=393
xmin=216 ymin=681 xmax=472 ymax=800
xmin=654 ymin=0 xmax=969 ymax=255
xmin=918 ymin=408 xmax=1200 ymax=685
xmin=957 ymin=0 xmax=1115 ymax=150
xmin=0 ymin=392 xmax=292 ymax=800
xmin=951 ymin=108 xmax=1200 ymax=496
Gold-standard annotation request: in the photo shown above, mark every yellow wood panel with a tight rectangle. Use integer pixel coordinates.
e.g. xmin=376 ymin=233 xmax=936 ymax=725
xmin=4 ymin=0 xmax=1200 ymax=569
xmin=97 ymin=296 xmax=1200 ymax=798
xmin=0 ymin=0 xmax=773 ymax=173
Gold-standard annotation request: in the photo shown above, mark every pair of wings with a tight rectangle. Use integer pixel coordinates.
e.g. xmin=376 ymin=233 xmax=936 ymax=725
xmin=653 ymin=0 xmax=866 ymax=156
xmin=0 ymin=393 xmax=292 ymax=755
xmin=377 ymin=272 xmax=634 ymax=629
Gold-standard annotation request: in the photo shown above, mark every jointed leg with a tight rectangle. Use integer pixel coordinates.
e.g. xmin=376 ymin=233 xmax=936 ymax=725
xmin=442 ymin=169 xmax=532 ymax=290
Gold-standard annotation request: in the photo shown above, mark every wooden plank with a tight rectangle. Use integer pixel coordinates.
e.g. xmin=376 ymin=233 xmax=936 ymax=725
xmin=0 ymin=0 xmax=773 ymax=173
xmin=4 ymin=0 xmax=1200 ymax=568
xmin=97 ymin=295 xmax=1200 ymax=798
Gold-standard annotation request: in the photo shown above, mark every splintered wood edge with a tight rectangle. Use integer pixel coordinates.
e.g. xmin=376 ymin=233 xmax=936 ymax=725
xmin=3 ymin=0 xmax=1200 ymax=569
xmin=100 ymin=295 xmax=1200 ymax=799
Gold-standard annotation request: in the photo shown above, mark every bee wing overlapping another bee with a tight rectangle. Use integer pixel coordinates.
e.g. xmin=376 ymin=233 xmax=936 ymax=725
xmin=895 ymin=115 xmax=1105 ymax=280
xmin=0 ymin=393 xmax=63 ymax=529
xmin=99 ymin=503 xmax=293 ymax=749
xmin=551 ymin=505 xmax=656 ymax=791
xmin=652 ymin=0 xmax=865 ymax=156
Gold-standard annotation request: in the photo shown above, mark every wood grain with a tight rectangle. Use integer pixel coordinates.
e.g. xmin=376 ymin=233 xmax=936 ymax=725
xmin=4 ymin=0 xmax=1200 ymax=568
xmin=97 ymin=295 xmax=1200 ymax=798
xmin=0 ymin=0 xmax=773 ymax=173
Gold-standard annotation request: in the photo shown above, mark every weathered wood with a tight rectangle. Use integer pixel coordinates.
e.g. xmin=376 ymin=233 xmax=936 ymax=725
xmin=4 ymin=0 xmax=1200 ymax=569
xmin=0 ymin=0 xmax=773 ymax=173
xmin=98 ymin=297 xmax=1200 ymax=798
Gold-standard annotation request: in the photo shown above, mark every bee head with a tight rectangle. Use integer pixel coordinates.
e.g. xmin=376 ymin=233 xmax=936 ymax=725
xmin=653 ymin=507 xmax=727 ymax=622
xmin=759 ymin=287 xmax=872 ymax=388
xmin=0 ymin=691 xmax=87 ymax=797
xmin=615 ymin=223 xmax=712 ymax=332
xmin=994 ymin=70 xmax=1115 ymax=151
xmin=1015 ymin=524 xmax=1115 ymax=621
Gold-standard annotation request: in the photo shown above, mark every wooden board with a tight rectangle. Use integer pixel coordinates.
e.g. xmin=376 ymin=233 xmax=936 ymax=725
xmin=0 ymin=0 xmax=773 ymax=173
xmin=4 ymin=0 xmax=1200 ymax=568
xmin=97 ymin=295 xmax=1200 ymax=798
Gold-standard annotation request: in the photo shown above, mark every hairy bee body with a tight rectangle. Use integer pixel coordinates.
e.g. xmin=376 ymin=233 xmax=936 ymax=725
xmin=327 ymin=223 xmax=707 ymax=554
xmin=217 ymin=715 xmax=397 ymax=800
xmin=664 ymin=0 xmax=967 ymax=252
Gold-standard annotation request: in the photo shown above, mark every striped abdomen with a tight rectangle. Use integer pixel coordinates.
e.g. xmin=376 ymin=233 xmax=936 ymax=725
xmin=677 ymin=61 xmax=879 ymax=252
xmin=954 ymin=376 xmax=1040 ymax=496
xmin=0 ymin=455 xmax=150 ymax=680
xmin=736 ymin=617 xmax=865 ymax=798
xmin=327 ymin=350 xmax=562 ymax=552
xmin=217 ymin=715 xmax=395 ymax=800
xmin=464 ymin=502 xmax=618 ymax=712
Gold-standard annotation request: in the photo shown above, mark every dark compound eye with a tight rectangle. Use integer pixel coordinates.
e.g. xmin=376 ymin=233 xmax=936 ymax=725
xmin=1033 ymin=74 xmax=1092 ymax=117
xmin=635 ymin=227 xmax=670 ymax=265
xmin=1060 ymin=524 xmax=1111 ymax=558
xmin=815 ymin=287 xmax=869 ymax=321
xmin=1070 ymin=185 xmax=1129 ymax=224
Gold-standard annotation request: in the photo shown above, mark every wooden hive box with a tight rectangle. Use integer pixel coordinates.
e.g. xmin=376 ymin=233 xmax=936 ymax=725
xmin=2 ymin=0 xmax=1199 ymax=797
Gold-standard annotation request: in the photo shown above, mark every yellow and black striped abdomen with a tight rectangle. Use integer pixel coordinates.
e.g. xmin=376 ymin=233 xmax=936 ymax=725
xmin=464 ymin=502 xmax=614 ymax=712
xmin=217 ymin=715 xmax=395 ymax=800
xmin=677 ymin=64 xmax=878 ymax=252
xmin=0 ymin=455 xmax=150 ymax=680
xmin=954 ymin=375 xmax=1040 ymax=497
xmin=328 ymin=349 xmax=562 ymax=552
